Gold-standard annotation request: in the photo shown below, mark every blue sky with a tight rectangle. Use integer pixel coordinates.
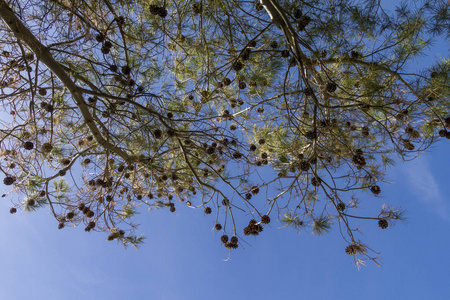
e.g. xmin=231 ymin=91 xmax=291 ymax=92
xmin=1 ymin=1 xmax=449 ymax=300
xmin=0 ymin=141 xmax=449 ymax=300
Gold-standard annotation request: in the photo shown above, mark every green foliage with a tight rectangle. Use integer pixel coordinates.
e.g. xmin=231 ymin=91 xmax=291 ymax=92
xmin=312 ymin=216 xmax=332 ymax=235
xmin=280 ymin=211 xmax=306 ymax=232
xmin=120 ymin=203 xmax=138 ymax=219
xmin=0 ymin=0 xmax=448 ymax=266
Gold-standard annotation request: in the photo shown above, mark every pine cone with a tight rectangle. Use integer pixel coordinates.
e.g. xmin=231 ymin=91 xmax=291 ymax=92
xmin=3 ymin=176 xmax=16 ymax=186
xmin=325 ymin=81 xmax=337 ymax=93
xmin=352 ymin=154 xmax=366 ymax=166
xmin=299 ymin=161 xmax=310 ymax=172
xmin=305 ymin=130 xmax=317 ymax=140
xmin=251 ymin=186 xmax=259 ymax=195
xmin=154 ymin=129 xmax=163 ymax=139
xmin=232 ymin=60 xmax=244 ymax=72
xmin=304 ymin=87 xmax=314 ymax=96
xmin=378 ymin=219 xmax=388 ymax=229
xmin=149 ymin=4 xmax=160 ymax=15
xmin=38 ymin=88 xmax=47 ymax=96
xmin=251 ymin=224 xmax=263 ymax=235
xmin=115 ymin=16 xmax=125 ymax=25
xmin=223 ymin=78 xmax=231 ymax=86
xmin=336 ymin=202 xmax=346 ymax=212
xmin=261 ymin=215 xmax=270 ymax=224
xmin=101 ymin=46 xmax=110 ymax=54
xmin=23 ymin=141 xmax=34 ymax=150
xmin=311 ymin=177 xmax=321 ymax=186
xmin=403 ymin=140 xmax=415 ymax=150
xmin=297 ymin=15 xmax=311 ymax=31
xmin=158 ymin=7 xmax=168 ymax=18
xmin=350 ymin=51 xmax=360 ymax=59
xmin=444 ymin=116 xmax=450 ymax=128
xmin=120 ymin=66 xmax=130 ymax=76
xmin=41 ymin=142 xmax=53 ymax=153
xmin=192 ymin=3 xmax=202 ymax=14
xmin=361 ymin=126 xmax=369 ymax=136
xmin=109 ymin=65 xmax=118 ymax=72
xmin=241 ymin=48 xmax=251 ymax=61
xmin=225 ymin=242 xmax=238 ymax=249
xmin=370 ymin=185 xmax=381 ymax=195
xmin=95 ymin=33 xmax=105 ymax=43
xmin=220 ymin=235 xmax=229 ymax=243
xmin=233 ymin=151 xmax=242 ymax=159
xmin=243 ymin=227 xmax=251 ymax=236
xmin=345 ymin=244 xmax=358 ymax=255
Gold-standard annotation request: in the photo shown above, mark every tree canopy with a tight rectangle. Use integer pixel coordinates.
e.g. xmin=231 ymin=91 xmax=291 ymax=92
xmin=0 ymin=0 xmax=448 ymax=267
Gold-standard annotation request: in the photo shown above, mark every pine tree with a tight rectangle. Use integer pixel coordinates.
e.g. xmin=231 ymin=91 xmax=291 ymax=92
xmin=0 ymin=0 xmax=448 ymax=266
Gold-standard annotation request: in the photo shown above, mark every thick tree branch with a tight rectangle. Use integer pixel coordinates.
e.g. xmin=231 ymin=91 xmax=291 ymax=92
xmin=0 ymin=0 xmax=133 ymax=162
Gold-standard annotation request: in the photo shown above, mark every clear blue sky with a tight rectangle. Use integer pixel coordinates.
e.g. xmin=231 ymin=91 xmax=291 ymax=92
xmin=0 ymin=143 xmax=449 ymax=299
xmin=1 ymin=1 xmax=449 ymax=300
